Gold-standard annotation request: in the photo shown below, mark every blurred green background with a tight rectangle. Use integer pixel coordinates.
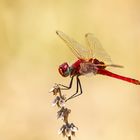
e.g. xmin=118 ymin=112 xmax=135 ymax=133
xmin=0 ymin=0 xmax=140 ymax=140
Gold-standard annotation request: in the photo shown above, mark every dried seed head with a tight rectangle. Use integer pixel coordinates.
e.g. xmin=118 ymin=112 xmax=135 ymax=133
xmin=52 ymin=96 xmax=66 ymax=108
xmin=57 ymin=107 xmax=71 ymax=122
xmin=58 ymin=123 xmax=78 ymax=137
xmin=70 ymin=123 xmax=78 ymax=132
xmin=49 ymin=84 xmax=60 ymax=95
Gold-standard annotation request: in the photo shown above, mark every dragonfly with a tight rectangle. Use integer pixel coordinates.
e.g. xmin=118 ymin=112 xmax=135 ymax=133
xmin=56 ymin=31 xmax=140 ymax=101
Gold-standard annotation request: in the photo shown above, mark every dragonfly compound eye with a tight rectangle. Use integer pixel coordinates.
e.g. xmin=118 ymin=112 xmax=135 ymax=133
xmin=58 ymin=63 xmax=70 ymax=77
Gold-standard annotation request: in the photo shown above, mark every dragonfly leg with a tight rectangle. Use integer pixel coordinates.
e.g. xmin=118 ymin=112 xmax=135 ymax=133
xmin=72 ymin=77 xmax=83 ymax=98
xmin=65 ymin=76 xmax=83 ymax=102
xmin=58 ymin=76 xmax=74 ymax=90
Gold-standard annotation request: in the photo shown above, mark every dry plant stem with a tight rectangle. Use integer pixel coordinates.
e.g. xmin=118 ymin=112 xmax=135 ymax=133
xmin=50 ymin=84 xmax=78 ymax=139
xmin=68 ymin=136 xmax=71 ymax=140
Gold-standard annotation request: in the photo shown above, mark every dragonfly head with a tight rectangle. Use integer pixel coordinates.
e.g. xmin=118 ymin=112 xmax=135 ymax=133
xmin=58 ymin=62 xmax=70 ymax=77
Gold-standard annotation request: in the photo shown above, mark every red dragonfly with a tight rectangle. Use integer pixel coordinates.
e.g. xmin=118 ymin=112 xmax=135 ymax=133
xmin=56 ymin=31 xmax=140 ymax=101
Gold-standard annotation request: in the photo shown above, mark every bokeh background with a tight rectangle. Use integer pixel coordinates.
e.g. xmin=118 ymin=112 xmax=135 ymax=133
xmin=0 ymin=0 xmax=140 ymax=140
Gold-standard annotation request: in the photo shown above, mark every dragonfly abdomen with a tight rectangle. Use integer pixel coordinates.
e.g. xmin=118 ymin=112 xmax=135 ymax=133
xmin=98 ymin=69 xmax=140 ymax=85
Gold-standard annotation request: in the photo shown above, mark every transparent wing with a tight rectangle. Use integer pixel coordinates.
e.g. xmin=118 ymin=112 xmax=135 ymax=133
xmin=56 ymin=31 xmax=90 ymax=60
xmin=57 ymin=31 xmax=123 ymax=68
xmin=85 ymin=33 xmax=113 ymax=64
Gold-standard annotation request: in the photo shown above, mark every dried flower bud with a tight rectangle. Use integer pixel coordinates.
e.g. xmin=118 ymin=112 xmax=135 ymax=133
xmin=52 ymin=96 xmax=66 ymax=108
xmin=57 ymin=107 xmax=71 ymax=122
xmin=70 ymin=123 xmax=78 ymax=132
xmin=58 ymin=123 xmax=78 ymax=137
xmin=49 ymin=84 xmax=60 ymax=95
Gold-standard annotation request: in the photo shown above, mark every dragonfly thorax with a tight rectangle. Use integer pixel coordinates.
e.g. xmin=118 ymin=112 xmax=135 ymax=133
xmin=58 ymin=62 xmax=70 ymax=77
